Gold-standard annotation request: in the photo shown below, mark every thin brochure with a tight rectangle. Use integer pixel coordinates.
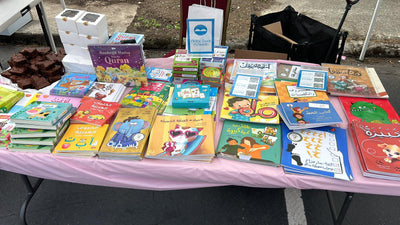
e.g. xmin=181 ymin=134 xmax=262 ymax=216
xmin=186 ymin=19 xmax=214 ymax=55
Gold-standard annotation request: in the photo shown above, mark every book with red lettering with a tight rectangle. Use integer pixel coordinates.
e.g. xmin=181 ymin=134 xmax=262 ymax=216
xmin=70 ymin=98 xmax=121 ymax=126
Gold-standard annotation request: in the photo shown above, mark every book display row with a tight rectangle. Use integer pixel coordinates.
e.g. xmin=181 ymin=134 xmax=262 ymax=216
xmin=0 ymin=8 xmax=399 ymax=183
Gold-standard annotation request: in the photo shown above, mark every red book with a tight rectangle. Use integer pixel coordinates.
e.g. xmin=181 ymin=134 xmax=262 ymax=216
xmin=70 ymin=98 xmax=121 ymax=126
xmin=339 ymin=96 xmax=400 ymax=124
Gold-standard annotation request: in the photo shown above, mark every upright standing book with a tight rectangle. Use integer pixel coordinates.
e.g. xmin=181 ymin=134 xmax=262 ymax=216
xmin=50 ymin=73 xmax=97 ymax=97
xmin=216 ymin=120 xmax=281 ymax=166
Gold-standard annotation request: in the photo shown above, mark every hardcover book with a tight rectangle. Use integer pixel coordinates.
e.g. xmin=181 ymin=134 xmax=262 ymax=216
xmin=50 ymin=73 xmax=97 ymax=97
xmin=37 ymin=94 xmax=82 ymax=108
xmin=146 ymin=115 xmax=215 ymax=162
xmin=8 ymin=143 xmax=53 ymax=153
xmin=281 ymin=124 xmax=353 ymax=181
xmin=98 ymin=107 xmax=157 ymax=160
xmin=70 ymin=98 xmax=121 ymax=127
xmin=216 ymin=120 xmax=281 ymax=166
xmin=13 ymin=107 xmax=75 ymax=130
xmin=10 ymin=101 xmax=72 ymax=126
xmin=88 ymin=44 xmax=147 ymax=86
xmin=274 ymin=81 xmax=330 ymax=103
xmin=339 ymin=96 xmax=400 ymax=124
xmin=10 ymin=120 xmax=70 ymax=138
xmin=10 ymin=136 xmax=57 ymax=146
xmin=322 ymin=64 xmax=388 ymax=98
xmin=84 ymin=82 xmax=126 ymax=102
xmin=9 ymin=91 xmax=41 ymax=114
xmin=220 ymin=86 xmax=280 ymax=124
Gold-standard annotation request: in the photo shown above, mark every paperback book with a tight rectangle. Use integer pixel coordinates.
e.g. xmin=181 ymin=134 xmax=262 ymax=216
xmin=0 ymin=114 xmax=15 ymax=141
xmin=10 ymin=136 xmax=57 ymax=146
xmin=13 ymin=107 xmax=75 ymax=130
xmin=339 ymin=96 xmax=400 ymax=124
xmin=8 ymin=91 xmax=41 ymax=114
xmin=8 ymin=143 xmax=53 ymax=153
xmin=37 ymin=94 xmax=82 ymax=108
xmin=274 ymin=81 xmax=330 ymax=103
xmin=84 ymin=82 xmax=126 ymax=102
xmin=145 ymin=67 xmax=173 ymax=82
xmin=0 ymin=85 xmax=24 ymax=113
xmin=146 ymin=115 xmax=215 ymax=162
xmin=50 ymin=73 xmax=97 ymax=97
xmin=281 ymin=124 xmax=353 ymax=181
xmin=276 ymin=63 xmax=302 ymax=81
xmin=216 ymin=120 xmax=281 ymax=166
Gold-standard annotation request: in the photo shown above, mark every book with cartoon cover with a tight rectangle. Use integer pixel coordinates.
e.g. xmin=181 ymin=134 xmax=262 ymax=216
xmin=9 ymin=91 xmax=41 ymax=114
xmin=145 ymin=115 xmax=215 ymax=162
xmin=0 ymin=113 xmax=15 ymax=141
xmin=37 ymin=94 xmax=82 ymax=109
xmin=274 ymin=81 xmax=330 ymax=103
xmin=70 ymin=98 xmax=120 ymax=127
xmin=50 ymin=73 xmax=97 ymax=97
xmin=84 ymin=82 xmax=126 ymax=102
xmin=216 ymin=120 xmax=281 ymax=166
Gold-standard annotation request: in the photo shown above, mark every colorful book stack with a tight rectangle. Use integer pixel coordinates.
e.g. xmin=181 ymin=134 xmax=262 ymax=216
xmin=98 ymin=107 xmax=157 ymax=160
xmin=84 ymin=82 xmax=126 ymax=102
xmin=199 ymin=46 xmax=229 ymax=73
xmin=50 ymin=73 xmax=97 ymax=98
xmin=200 ymin=67 xmax=223 ymax=87
xmin=172 ymin=49 xmax=200 ymax=83
xmin=0 ymin=85 xmax=24 ymax=113
xmin=8 ymin=101 xmax=74 ymax=153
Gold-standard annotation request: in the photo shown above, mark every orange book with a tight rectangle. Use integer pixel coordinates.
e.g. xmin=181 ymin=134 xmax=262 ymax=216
xmin=274 ymin=81 xmax=329 ymax=103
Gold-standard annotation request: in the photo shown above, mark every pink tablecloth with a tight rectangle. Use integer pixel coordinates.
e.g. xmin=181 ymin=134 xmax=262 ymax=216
xmin=1 ymin=58 xmax=400 ymax=196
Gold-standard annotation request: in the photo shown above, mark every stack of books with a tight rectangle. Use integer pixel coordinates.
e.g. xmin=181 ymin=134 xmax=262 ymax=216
xmin=199 ymin=46 xmax=229 ymax=73
xmin=200 ymin=67 xmax=224 ymax=87
xmin=172 ymin=49 xmax=200 ymax=83
xmin=8 ymin=101 xmax=74 ymax=153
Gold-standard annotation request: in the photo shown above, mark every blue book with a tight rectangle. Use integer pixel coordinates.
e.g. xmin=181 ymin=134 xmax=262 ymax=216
xmin=280 ymin=124 xmax=353 ymax=181
xmin=277 ymin=100 xmax=342 ymax=130
xmin=10 ymin=101 xmax=72 ymax=126
xmin=172 ymin=84 xmax=210 ymax=108
xmin=50 ymin=73 xmax=97 ymax=97
xmin=106 ymin=32 xmax=145 ymax=45
xmin=145 ymin=67 xmax=173 ymax=82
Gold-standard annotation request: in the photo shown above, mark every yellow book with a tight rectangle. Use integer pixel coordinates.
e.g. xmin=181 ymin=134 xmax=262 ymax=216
xmin=274 ymin=80 xmax=329 ymax=103
xmin=99 ymin=107 xmax=157 ymax=159
xmin=146 ymin=115 xmax=215 ymax=162
xmin=53 ymin=124 xmax=109 ymax=155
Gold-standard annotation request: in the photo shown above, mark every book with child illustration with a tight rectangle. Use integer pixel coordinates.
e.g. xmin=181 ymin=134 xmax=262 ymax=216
xmin=50 ymin=73 xmax=97 ymax=97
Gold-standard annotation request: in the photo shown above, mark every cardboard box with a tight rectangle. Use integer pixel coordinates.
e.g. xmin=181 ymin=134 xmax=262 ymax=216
xmin=234 ymin=49 xmax=287 ymax=60
xmin=58 ymin=30 xmax=80 ymax=45
xmin=63 ymin=43 xmax=85 ymax=56
xmin=76 ymin=12 xmax=108 ymax=37
xmin=263 ymin=21 xmax=298 ymax=45
xmin=55 ymin=9 xmax=86 ymax=33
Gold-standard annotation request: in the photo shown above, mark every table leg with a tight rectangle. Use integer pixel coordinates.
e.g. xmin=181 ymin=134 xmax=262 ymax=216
xmin=35 ymin=1 xmax=57 ymax=53
xmin=19 ymin=175 xmax=44 ymax=225
xmin=326 ymin=191 xmax=354 ymax=225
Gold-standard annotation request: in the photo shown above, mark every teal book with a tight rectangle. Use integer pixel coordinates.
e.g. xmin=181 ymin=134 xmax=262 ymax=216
xmin=11 ymin=120 xmax=70 ymax=138
xmin=10 ymin=101 xmax=72 ymax=126
xmin=216 ymin=120 xmax=281 ymax=166
xmin=50 ymin=73 xmax=97 ymax=97
xmin=8 ymin=143 xmax=53 ymax=153
xmin=10 ymin=136 xmax=57 ymax=145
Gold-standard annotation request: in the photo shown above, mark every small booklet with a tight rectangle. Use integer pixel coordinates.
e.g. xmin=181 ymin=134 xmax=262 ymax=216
xmin=229 ymin=74 xmax=262 ymax=99
xmin=296 ymin=69 xmax=328 ymax=91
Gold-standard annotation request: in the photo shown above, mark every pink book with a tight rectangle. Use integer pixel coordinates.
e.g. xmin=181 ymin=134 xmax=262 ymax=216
xmin=37 ymin=94 xmax=82 ymax=108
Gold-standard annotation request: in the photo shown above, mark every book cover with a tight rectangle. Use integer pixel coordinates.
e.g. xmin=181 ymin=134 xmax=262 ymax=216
xmin=50 ymin=73 xmax=97 ymax=97
xmin=13 ymin=107 xmax=75 ymax=130
xmin=145 ymin=67 xmax=173 ymax=82
xmin=54 ymin=124 xmax=109 ymax=154
xmin=84 ymin=82 xmax=126 ymax=102
xmin=281 ymin=124 xmax=353 ymax=181
xmin=216 ymin=120 xmax=281 ymax=166
xmin=0 ymin=85 xmax=24 ymax=113
xmin=37 ymin=94 xmax=82 ymax=108
xmin=10 ymin=101 xmax=72 ymax=126
xmin=0 ymin=113 xmax=15 ymax=141
xmin=88 ymin=44 xmax=147 ymax=86
xmin=146 ymin=115 xmax=215 ymax=161
xmin=322 ymin=63 xmax=387 ymax=98
xmin=351 ymin=121 xmax=400 ymax=178
xmin=99 ymin=107 xmax=157 ymax=158
xmin=7 ymin=143 xmax=53 ymax=153
xmin=70 ymin=98 xmax=121 ymax=126
xmin=10 ymin=136 xmax=57 ymax=146
xmin=220 ymin=86 xmax=280 ymax=124
xmin=10 ymin=120 xmax=70 ymax=138
xmin=9 ymin=92 xmax=41 ymax=114
xmin=276 ymin=63 xmax=302 ymax=81
xmin=339 ymin=96 xmax=400 ymax=124
xmin=274 ymin=81 xmax=330 ymax=103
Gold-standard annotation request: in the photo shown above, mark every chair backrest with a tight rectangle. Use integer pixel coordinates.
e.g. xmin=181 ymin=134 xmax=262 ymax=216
xmin=179 ymin=0 xmax=231 ymax=48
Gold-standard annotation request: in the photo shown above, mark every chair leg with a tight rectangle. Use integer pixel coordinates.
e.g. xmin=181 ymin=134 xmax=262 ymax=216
xmin=326 ymin=190 xmax=354 ymax=225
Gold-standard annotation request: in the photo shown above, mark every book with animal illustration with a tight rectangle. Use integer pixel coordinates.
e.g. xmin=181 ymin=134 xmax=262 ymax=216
xmin=274 ymin=81 xmax=330 ymax=103
xmin=322 ymin=63 xmax=388 ymax=98
xmin=216 ymin=120 xmax=281 ymax=166
xmin=9 ymin=91 xmax=41 ymax=114
xmin=98 ymin=107 xmax=157 ymax=160
xmin=50 ymin=73 xmax=97 ymax=97
xmin=339 ymin=96 xmax=400 ymax=124
xmin=277 ymin=100 xmax=342 ymax=130
xmin=351 ymin=121 xmax=400 ymax=180
xmin=84 ymin=82 xmax=126 ymax=102
xmin=219 ymin=85 xmax=280 ymax=124
xmin=13 ymin=107 xmax=75 ymax=130
xmin=0 ymin=85 xmax=24 ymax=113
xmin=88 ymin=44 xmax=147 ymax=86
xmin=37 ymin=94 xmax=82 ymax=109
xmin=70 ymin=98 xmax=121 ymax=126
xmin=145 ymin=115 xmax=215 ymax=162
xmin=10 ymin=101 xmax=72 ymax=126
xmin=8 ymin=143 xmax=53 ymax=153
xmin=53 ymin=124 xmax=109 ymax=156
xmin=281 ymin=124 xmax=353 ymax=181
xmin=10 ymin=120 xmax=70 ymax=138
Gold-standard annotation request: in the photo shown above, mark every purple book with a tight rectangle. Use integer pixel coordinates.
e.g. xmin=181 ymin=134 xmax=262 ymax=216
xmin=37 ymin=94 xmax=82 ymax=108
xmin=88 ymin=44 xmax=148 ymax=87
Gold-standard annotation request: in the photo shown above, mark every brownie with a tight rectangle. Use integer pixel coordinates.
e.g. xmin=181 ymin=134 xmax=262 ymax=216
xmin=28 ymin=64 xmax=40 ymax=74
xmin=37 ymin=47 xmax=51 ymax=56
xmin=9 ymin=53 xmax=27 ymax=67
xmin=45 ymin=52 xmax=58 ymax=61
xmin=1 ymin=70 xmax=12 ymax=78
xmin=20 ymin=47 xmax=38 ymax=58
xmin=30 ymin=55 xmax=45 ymax=65
xmin=31 ymin=75 xmax=51 ymax=89
xmin=9 ymin=75 xmax=20 ymax=83
xmin=48 ymin=75 xmax=62 ymax=83
xmin=16 ymin=77 xmax=33 ymax=89
xmin=36 ymin=60 xmax=55 ymax=70
xmin=41 ymin=65 xmax=63 ymax=77
xmin=9 ymin=66 xmax=27 ymax=75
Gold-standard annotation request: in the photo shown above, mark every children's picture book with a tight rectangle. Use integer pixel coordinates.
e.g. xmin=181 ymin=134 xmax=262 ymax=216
xmin=84 ymin=82 xmax=126 ymax=102
xmin=216 ymin=120 xmax=281 ymax=166
xmin=220 ymin=86 xmax=280 ymax=124
xmin=53 ymin=124 xmax=109 ymax=156
xmin=230 ymin=60 xmax=277 ymax=94
xmin=323 ymin=63 xmax=388 ymax=98
xmin=13 ymin=107 xmax=75 ymax=130
xmin=88 ymin=44 xmax=147 ymax=86
xmin=339 ymin=96 xmax=400 ymax=124
xmin=8 ymin=143 xmax=53 ymax=153
xmin=0 ymin=114 xmax=15 ymax=141
xmin=351 ymin=121 xmax=400 ymax=180
xmin=145 ymin=67 xmax=173 ymax=82
xmin=50 ymin=73 xmax=97 ymax=97
xmin=0 ymin=85 xmax=24 ymax=113
xmin=70 ymin=98 xmax=120 ymax=127
xmin=296 ymin=69 xmax=327 ymax=91
xmin=281 ymin=124 xmax=353 ymax=181
xmin=10 ymin=120 xmax=70 ymax=138
xmin=9 ymin=91 xmax=41 ymax=114
xmin=37 ymin=94 xmax=82 ymax=108
xmin=10 ymin=101 xmax=72 ymax=126
xmin=277 ymin=100 xmax=342 ymax=130
xmin=98 ymin=107 xmax=157 ymax=160
xmin=106 ymin=32 xmax=145 ymax=45
xmin=276 ymin=63 xmax=302 ymax=81
xmin=146 ymin=115 xmax=215 ymax=162
xmin=274 ymin=81 xmax=330 ymax=103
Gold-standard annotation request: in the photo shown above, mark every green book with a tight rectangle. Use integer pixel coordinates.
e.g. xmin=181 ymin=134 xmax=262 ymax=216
xmin=10 ymin=136 xmax=57 ymax=145
xmin=0 ymin=85 xmax=24 ymax=113
xmin=10 ymin=120 xmax=70 ymax=138
xmin=8 ymin=143 xmax=53 ymax=153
